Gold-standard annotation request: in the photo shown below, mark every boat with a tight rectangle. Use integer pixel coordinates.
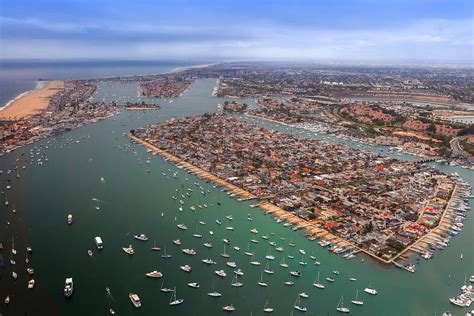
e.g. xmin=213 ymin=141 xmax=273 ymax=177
xmin=94 ymin=236 xmax=103 ymax=250
xmin=265 ymin=248 xmax=275 ymax=260
xmin=12 ymin=271 xmax=17 ymax=279
xmin=299 ymin=292 xmax=309 ymax=299
xmin=313 ymin=272 xmax=325 ymax=289
xmin=180 ymin=265 xmax=192 ymax=272
xmin=263 ymin=299 xmax=274 ymax=313
xmin=250 ymin=228 xmax=258 ymax=234
xmin=188 ymin=282 xmax=200 ymax=288
xmin=221 ymin=244 xmax=230 ymax=258
xmin=204 ymin=242 xmax=213 ymax=248
xmin=207 ymin=281 xmax=222 ymax=297
xmin=28 ymin=279 xmax=35 ymax=289
xmin=11 ymin=237 xmax=16 ymax=255
xmin=177 ymin=224 xmax=187 ymax=230
xmin=134 ymin=234 xmax=148 ymax=241
xmin=4 ymin=296 xmax=10 ymax=304
xmin=169 ymin=288 xmax=184 ymax=306
xmin=202 ymin=258 xmax=217 ymax=265
xmin=285 ymin=280 xmax=294 ymax=286
xmin=290 ymin=270 xmax=301 ymax=277
xmin=231 ymin=274 xmax=243 ymax=287
xmin=215 ymin=270 xmax=227 ymax=277
xmin=280 ymin=256 xmax=289 ymax=268
xmin=129 ymin=293 xmax=141 ymax=308
xmin=223 ymin=304 xmax=235 ymax=312
xmin=27 ymin=268 xmax=35 ymax=275
xmin=326 ymin=276 xmax=335 ymax=282
xmin=336 ymin=296 xmax=350 ymax=313
xmin=122 ymin=245 xmax=135 ymax=255
xmin=234 ymin=269 xmax=244 ymax=276
xmin=173 ymin=239 xmax=182 ymax=246
xmin=160 ymin=279 xmax=174 ymax=293
xmin=226 ymin=261 xmax=237 ymax=268
xmin=151 ymin=241 xmax=161 ymax=251
xmin=161 ymin=246 xmax=172 ymax=259
xmin=351 ymin=290 xmax=363 ymax=305
xmin=364 ymin=285 xmax=378 ymax=295
xmin=250 ymin=254 xmax=261 ymax=266
xmin=64 ymin=278 xmax=73 ymax=297
xmin=244 ymin=243 xmax=254 ymax=256
xmin=182 ymin=248 xmax=196 ymax=255
xmin=257 ymin=272 xmax=268 ymax=287
xmin=67 ymin=214 xmax=73 ymax=225
xmin=293 ymin=296 xmax=307 ymax=312
xmin=145 ymin=270 xmax=163 ymax=278
xmin=349 ymin=278 xmax=357 ymax=282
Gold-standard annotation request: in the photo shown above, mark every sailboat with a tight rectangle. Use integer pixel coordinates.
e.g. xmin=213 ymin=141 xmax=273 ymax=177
xmin=264 ymin=261 xmax=274 ymax=274
xmin=336 ymin=296 xmax=350 ymax=313
xmin=221 ymin=244 xmax=230 ymax=258
xmin=207 ymin=281 xmax=222 ymax=297
xmin=299 ymin=253 xmax=307 ymax=266
xmin=265 ymin=248 xmax=275 ymax=260
xmin=160 ymin=279 xmax=174 ymax=293
xmin=151 ymin=241 xmax=161 ymax=251
xmin=161 ymin=246 xmax=172 ymax=259
xmin=169 ymin=287 xmax=184 ymax=306
xmin=193 ymin=224 xmax=203 ymax=238
xmin=231 ymin=274 xmax=243 ymax=287
xmin=92 ymin=198 xmax=101 ymax=210
xmin=263 ymin=299 xmax=274 ymax=313
xmin=280 ymin=256 xmax=289 ymax=268
xmin=351 ymin=290 xmax=363 ymax=305
xmin=11 ymin=237 xmax=16 ymax=255
xmin=250 ymin=254 xmax=261 ymax=266
xmin=293 ymin=295 xmax=307 ymax=312
xmin=313 ymin=272 xmax=325 ymax=289
xmin=257 ymin=272 xmax=268 ymax=287
xmin=244 ymin=243 xmax=254 ymax=256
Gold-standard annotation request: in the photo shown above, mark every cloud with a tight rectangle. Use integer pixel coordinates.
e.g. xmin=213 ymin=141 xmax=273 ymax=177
xmin=0 ymin=14 xmax=472 ymax=63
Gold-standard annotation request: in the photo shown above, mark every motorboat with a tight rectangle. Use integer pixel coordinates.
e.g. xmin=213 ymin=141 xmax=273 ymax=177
xmin=122 ymin=245 xmax=135 ymax=255
xmin=182 ymin=248 xmax=196 ymax=256
xmin=215 ymin=270 xmax=227 ymax=277
xmin=364 ymin=287 xmax=378 ymax=295
xmin=180 ymin=265 xmax=192 ymax=272
xmin=64 ymin=278 xmax=73 ymax=297
xmin=202 ymin=258 xmax=217 ymax=265
xmin=129 ymin=293 xmax=141 ymax=308
xmin=226 ymin=261 xmax=237 ymax=268
xmin=173 ymin=239 xmax=182 ymax=246
xmin=188 ymin=282 xmax=200 ymax=288
xmin=223 ymin=304 xmax=235 ymax=312
xmin=67 ymin=214 xmax=73 ymax=225
xmin=134 ymin=234 xmax=148 ymax=241
xmin=145 ymin=270 xmax=163 ymax=278
xmin=28 ymin=279 xmax=35 ymax=289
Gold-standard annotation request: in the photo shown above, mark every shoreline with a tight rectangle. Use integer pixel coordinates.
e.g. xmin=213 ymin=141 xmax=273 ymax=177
xmin=0 ymin=81 xmax=64 ymax=121
xmin=128 ymin=133 xmax=367 ymax=261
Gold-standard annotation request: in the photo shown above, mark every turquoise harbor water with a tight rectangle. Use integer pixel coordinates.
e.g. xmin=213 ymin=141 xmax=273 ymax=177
xmin=0 ymin=77 xmax=473 ymax=316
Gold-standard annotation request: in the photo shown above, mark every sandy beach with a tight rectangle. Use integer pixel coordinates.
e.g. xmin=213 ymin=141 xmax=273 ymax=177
xmin=0 ymin=80 xmax=64 ymax=120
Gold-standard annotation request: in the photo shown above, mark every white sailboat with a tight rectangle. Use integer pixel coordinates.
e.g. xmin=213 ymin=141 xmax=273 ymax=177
xmin=280 ymin=256 xmax=289 ymax=268
xmin=169 ymin=287 xmax=184 ymax=306
xmin=263 ymin=299 xmax=274 ymax=313
xmin=336 ymin=296 xmax=350 ymax=313
xmin=313 ymin=272 xmax=325 ymax=289
xmin=293 ymin=295 xmax=307 ymax=312
xmin=11 ymin=237 xmax=16 ymax=255
xmin=160 ymin=278 xmax=173 ymax=293
xmin=92 ymin=198 xmax=101 ymax=210
xmin=207 ymin=281 xmax=222 ymax=297
xmin=221 ymin=244 xmax=230 ymax=258
xmin=351 ymin=290 xmax=363 ymax=305
xmin=257 ymin=272 xmax=268 ymax=287
xmin=231 ymin=274 xmax=243 ymax=287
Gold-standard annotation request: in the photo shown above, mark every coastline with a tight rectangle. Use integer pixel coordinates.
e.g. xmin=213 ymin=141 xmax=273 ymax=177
xmin=169 ymin=63 xmax=217 ymax=74
xmin=0 ymin=81 xmax=64 ymax=121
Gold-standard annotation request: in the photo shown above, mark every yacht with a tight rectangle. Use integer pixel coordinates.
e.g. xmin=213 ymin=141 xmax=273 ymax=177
xmin=285 ymin=280 xmax=295 ymax=286
xmin=94 ymin=236 xmax=103 ymax=250
xmin=204 ymin=242 xmax=213 ymax=248
xmin=351 ymin=290 xmax=363 ymax=305
xmin=299 ymin=292 xmax=309 ymax=298
xmin=134 ymin=234 xmax=148 ymax=241
xmin=180 ymin=265 xmax=192 ymax=272
xmin=215 ymin=270 xmax=227 ymax=277
xmin=326 ymin=276 xmax=335 ymax=282
xmin=234 ymin=269 xmax=244 ymax=276
xmin=177 ymin=224 xmax=187 ymax=230
xmin=64 ymin=278 xmax=73 ymax=297
xmin=170 ymin=288 xmax=184 ymax=306
xmin=182 ymin=248 xmax=196 ymax=256
xmin=67 ymin=214 xmax=73 ymax=225
xmin=145 ymin=270 xmax=163 ymax=278
xmin=28 ymin=279 xmax=35 ymax=289
xmin=290 ymin=270 xmax=301 ymax=277
xmin=226 ymin=261 xmax=237 ymax=268
xmin=129 ymin=293 xmax=141 ymax=308
xmin=250 ymin=228 xmax=259 ymax=234
xmin=364 ymin=285 xmax=378 ymax=295
xmin=223 ymin=304 xmax=235 ymax=312
xmin=188 ymin=282 xmax=200 ymax=288
xmin=202 ymin=258 xmax=217 ymax=265
xmin=173 ymin=239 xmax=182 ymax=246
xmin=336 ymin=296 xmax=350 ymax=313
xmin=122 ymin=245 xmax=135 ymax=255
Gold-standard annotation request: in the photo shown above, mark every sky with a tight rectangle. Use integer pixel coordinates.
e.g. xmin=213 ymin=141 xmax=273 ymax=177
xmin=0 ymin=0 xmax=473 ymax=63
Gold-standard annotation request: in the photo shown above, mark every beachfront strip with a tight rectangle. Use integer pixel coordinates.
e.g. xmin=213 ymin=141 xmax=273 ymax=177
xmin=131 ymin=114 xmax=460 ymax=263
xmin=0 ymin=81 xmax=118 ymax=156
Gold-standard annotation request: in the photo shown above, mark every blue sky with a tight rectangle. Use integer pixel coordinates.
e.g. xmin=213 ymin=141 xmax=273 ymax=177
xmin=0 ymin=0 xmax=472 ymax=63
